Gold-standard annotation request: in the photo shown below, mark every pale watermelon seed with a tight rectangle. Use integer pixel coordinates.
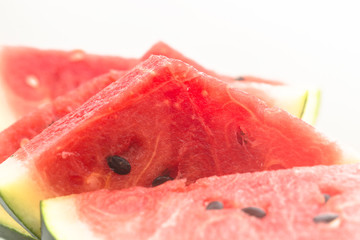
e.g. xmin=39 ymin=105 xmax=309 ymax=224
xmin=313 ymin=213 xmax=339 ymax=223
xmin=152 ymin=176 xmax=174 ymax=187
xmin=323 ymin=193 xmax=331 ymax=203
xmin=235 ymin=76 xmax=245 ymax=81
xmin=20 ymin=138 xmax=30 ymax=148
xmin=25 ymin=75 xmax=39 ymax=88
xmin=106 ymin=155 xmax=131 ymax=175
xmin=206 ymin=201 xmax=224 ymax=210
xmin=241 ymin=207 xmax=266 ymax=218
xmin=69 ymin=50 xmax=85 ymax=61
xmin=201 ymin=90 xmax=208 ymax=97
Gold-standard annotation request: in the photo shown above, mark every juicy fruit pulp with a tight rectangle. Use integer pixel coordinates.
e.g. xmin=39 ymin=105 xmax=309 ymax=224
xmin=0 ymin=56 xmax=344 ymax=237
xmin=41 ymin=163 xmax=360 ymax=240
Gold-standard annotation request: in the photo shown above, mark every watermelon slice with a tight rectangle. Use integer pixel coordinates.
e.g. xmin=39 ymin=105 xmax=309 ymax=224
xmin=0 ymin=46 xmax=138 ymax=117
xmin=0 ymin=56 xmax=353 ymax=237
xmin=41 ymin=163 xmax=360 ymax=240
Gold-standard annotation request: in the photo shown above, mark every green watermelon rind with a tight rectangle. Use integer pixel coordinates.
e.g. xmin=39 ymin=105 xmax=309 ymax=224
xmin=0 ymin=193 xmax=37 ymax=240
xmin=0 ymin=224 xmax=35 ymax=240
xmin=300 ymin=89 xmax=321 ymax=125
xmin=0 ymin=157 xmax=44 ymax=239
xmin=40 ymin=203 xmax=55 ymax=240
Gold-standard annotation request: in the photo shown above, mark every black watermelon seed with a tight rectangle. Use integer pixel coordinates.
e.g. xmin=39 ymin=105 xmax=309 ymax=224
xmin=106 ymin=155 xmax=131 ymax=175
xmin=313 ymin=213 xmax=339 ymax=223
xmin=206 ymin=201 xmax=224 ymax=210
xmin=241 ymin=207 xmax=266 ymax=218
xmin=152 ymin=176 xmax=174 ymax=187
xmin=235 ymin=76 xmax=245 ymax=81
xmin=323 ymin=193 xmax=331 ymax=203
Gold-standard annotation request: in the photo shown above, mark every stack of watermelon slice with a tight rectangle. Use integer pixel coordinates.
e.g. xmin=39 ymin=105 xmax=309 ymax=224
xmin=0 ymin=42 xmax=358 ymax=240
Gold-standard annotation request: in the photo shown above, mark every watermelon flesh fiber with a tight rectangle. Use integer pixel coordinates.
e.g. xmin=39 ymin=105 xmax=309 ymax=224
xmin=42 ymin=163 xmax=360 ymax=240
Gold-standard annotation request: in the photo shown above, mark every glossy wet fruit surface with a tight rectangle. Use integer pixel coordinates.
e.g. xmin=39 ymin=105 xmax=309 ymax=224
xmin=0 ymin=55 xmax=345 ymax=237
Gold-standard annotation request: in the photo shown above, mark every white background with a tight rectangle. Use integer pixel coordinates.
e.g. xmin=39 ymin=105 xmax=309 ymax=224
xmin=0 ymin=0 xmax=360 ymax=150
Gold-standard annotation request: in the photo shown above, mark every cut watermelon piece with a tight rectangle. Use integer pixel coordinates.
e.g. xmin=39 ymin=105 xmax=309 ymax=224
xmin=41 ymin=163 xmax=360 ymax=240
xmin=0 ymin=46 xmax=138 ymax=117
xmin=0 ymin=56 xmax=353 ymax=237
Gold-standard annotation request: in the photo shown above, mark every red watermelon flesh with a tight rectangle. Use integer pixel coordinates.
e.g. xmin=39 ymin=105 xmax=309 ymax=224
xmin=0 ymin=55 xmax=349 ymax=236
xmin=0 ymin=46 xmax=138 ymax=117
xmin=0 ymin=71 xmax=125 ymax=164
xmin=42 ymin=163 xmax=360 ymax=240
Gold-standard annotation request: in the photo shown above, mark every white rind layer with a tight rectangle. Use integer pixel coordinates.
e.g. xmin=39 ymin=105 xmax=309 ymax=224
xmin=0 ymin=207 xmax=31 ymax=237
xmin=340 ymin=144 xmax=360 ymax=164
xmin=42 ymin=197 xmax=103 ymax=240
xmin=0 ymin=156 xmax=28 ymax=186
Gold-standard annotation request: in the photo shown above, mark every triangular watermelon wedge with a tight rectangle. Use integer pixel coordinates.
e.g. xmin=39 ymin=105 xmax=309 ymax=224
xmin=0 ymin=56 xmax=355 ymax=237
xmin=41 ymin=163 xmax=360 ymax=240
xmin=0 ymin=46 xmax=138 ymax=117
